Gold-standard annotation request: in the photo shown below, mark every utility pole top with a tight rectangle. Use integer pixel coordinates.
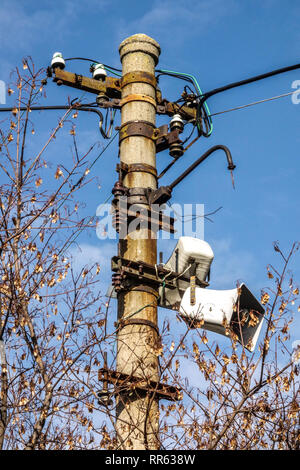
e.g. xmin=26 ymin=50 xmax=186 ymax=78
xmin=119 ymin=34 xmax=161 ymax=66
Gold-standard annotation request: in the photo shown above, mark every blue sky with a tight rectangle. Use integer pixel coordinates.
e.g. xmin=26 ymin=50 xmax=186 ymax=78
xmin=1 ymin=0 xmax=299 ymax=347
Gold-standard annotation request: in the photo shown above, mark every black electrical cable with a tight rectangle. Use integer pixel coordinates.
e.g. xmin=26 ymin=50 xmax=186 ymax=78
xmin=199 ymin=62 xmax=300 ymax=105
xmin=198 ymin=105 xmax=211 ymax=138
xmin=194 ymin=61 xmax=300 ymax=138
xmin=156 ymin=70 xmax=207 ymax=137
xmin=156 ymin=70 xmax=195 ymax=84
xmin=0 ymin=105 xmax=102 ymax=117
xmin=0 ymin=105 xmax=107 ymax=137
xmin=156 ymin=70 xmax=198 ymax=98
xmin=100 ymin=108 xmax=116 ymax=139
xmin=182 ymin=121 xmax=197 ymax=145
xmin=168 ymin=145 xmax=235 ymax=191
xmin=64 ymin=57 xmax=122 ymax=73
xmin=184 ymin=85 xmax=196 ymax=95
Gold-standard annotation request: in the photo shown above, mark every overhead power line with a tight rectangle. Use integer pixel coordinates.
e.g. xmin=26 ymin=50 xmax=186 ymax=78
xmin=209 ymin=90 xmax=296 ymax=117
xmin=201 ymin=62 xmax=300 ymax=102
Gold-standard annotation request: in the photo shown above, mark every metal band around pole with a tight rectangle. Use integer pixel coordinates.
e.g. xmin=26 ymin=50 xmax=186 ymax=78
xmin=120 ymin=94 xmax=157 ymax=108
xmin=116 ymin=318 xmax=160 ymax=336
xmin=121 ymin=71 xmax=157 ymax=89
xmin=119 ymin=120 xmax=160 ymax=143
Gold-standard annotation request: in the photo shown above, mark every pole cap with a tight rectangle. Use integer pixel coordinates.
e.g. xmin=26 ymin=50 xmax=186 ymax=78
xmin=119 ymin=34 xmax=161 ymax=65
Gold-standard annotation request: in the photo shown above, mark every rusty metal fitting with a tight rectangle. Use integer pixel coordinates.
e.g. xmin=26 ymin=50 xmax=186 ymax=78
xmin=97 ymin=367 xmax=182 ymax=402
xmin=112 ymin=272 xmax=125 ymax=291
xmin=97 ymin=352 xmax=113 ymax=407
xmin=112 ymin=180 xmax=127 ymax=198
xmin=96 ymin=93 xmax=109 ymax=104
xmin=111 ymin=181 xmax=128 ymax=233
xmin=117 ymin=162 xmax=157 ymax=179
xmin=119 ymin=93 xmax=156 ymax=109
xmin=112 ymin=213 xmax=127 ymax=234
xmin=126 ymin=187 xmax=149 ymax=205
xmin=111 ymin=199 xmax=127 ymax=234
xmin=118 ymin=120 xmax=159 ymax=144
xmin=127 ymin=163 xmax=157 ymax=178
xmin=97 ymin=390 xmax=113 ymax=407
xmin=121 ymin=71 xmax=157 ymax=89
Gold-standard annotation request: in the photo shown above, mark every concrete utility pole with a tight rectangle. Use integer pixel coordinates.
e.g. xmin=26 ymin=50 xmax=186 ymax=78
xmin=35 ymin=30 xmax=285 ymax=452
xmin=116 ymin=34 xmax=161 ymax=450
xmin=50 ymin=34 xmax=184 ymax=451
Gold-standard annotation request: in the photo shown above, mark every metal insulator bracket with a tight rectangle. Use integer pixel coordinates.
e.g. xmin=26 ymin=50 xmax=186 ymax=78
xmin=111 ymin=256 xmax=209 ymax=291
xmin=98 ymin=368 xmax=182 ymax=402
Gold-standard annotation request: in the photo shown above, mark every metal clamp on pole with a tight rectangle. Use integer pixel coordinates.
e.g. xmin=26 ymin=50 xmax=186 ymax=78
xmin=118 ymin=120 xmax=160 ymax=143
xmin=97 ymin=352 xmax=113 ymax=407
xmin=110 ymin=185 xmax=176 ymax=234
xmin=119 ymin=93 xmax=157 ymax=108
xmin=97 ymin=368 xmax=182 ymax=402
xmin=116 ymin=162 xmax=158 ymax=179
xmin=121 ymin=71 xmax=157 ymax=89
xmin=115 ymin=318 xmax=160 ymax=336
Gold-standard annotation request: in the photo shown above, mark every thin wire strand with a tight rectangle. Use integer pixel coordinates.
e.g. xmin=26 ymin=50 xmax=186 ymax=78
xmin=208 ymin=90 xmax=295 ymax=117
